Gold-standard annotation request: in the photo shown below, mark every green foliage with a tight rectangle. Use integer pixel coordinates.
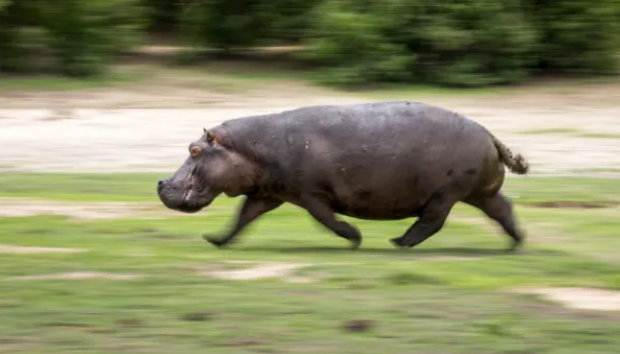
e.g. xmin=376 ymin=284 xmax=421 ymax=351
xmin=143 ymin=0 xmax=182 ymax=33
xmin=305 ymin=0 xmax=618 ymax=87
xmin=0 ymin=0 xmax=33 ymax=72
xmin=529 ymin=0 xmax=620 ymax=75
xmin=2 ymin=0 xmax=619 ymax=84
xmin=265 ymin=0 xmax=323 ymax=42
xmin=390 ymin=0 xmax=537 ymax=86
xmin=179 ymin=0 xmax=320 ymax=50
xmin=0 ymin=0 xmax=145 ymax=76
xmin=303 ymin=1 xmax=413 ymax=86
xmin=180 ymin=0 xmax=277 ymax=50
xmin=42 ymin=0 xmax=145 ymax=77
xmin=306 ymin=0 xmax=538 ymax=87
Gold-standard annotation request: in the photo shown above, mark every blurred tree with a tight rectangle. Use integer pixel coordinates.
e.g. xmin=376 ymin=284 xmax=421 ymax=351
xmin=0 ymin=0 xmax=33 ymax=72
xmin=528 ymin=0 xmax=620 ymax=75
xmin=387 ymin=0 xmax=537 ymax=86
xmin=1 ymin=0 xmax=145 ymax=76
xmin=302 ymin=0 xmax=413 ymax=86
xmin=144 ymin=0 xmax=182 ymax=34
xmin=1 ymin=0 xmax=619 ymax=84
xmin=266 ymin=0 xmax=322 ymax=43
xmin=305 ymin=0 xmax=537 ymax=87
xmin=42 ymin=0 xmax=146 ymax=77
xmin=179 ymin=0 xmax=320 ymax=51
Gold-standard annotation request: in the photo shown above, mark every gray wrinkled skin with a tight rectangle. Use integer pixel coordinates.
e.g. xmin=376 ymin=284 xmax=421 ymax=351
xmin=157 ymin=101 xmax=529 ymax=250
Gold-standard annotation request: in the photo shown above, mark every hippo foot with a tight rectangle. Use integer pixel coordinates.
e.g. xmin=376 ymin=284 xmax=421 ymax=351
xmin=203 ymin=235 xmax=231 ymax=248
xmin=506 ymin=240 xmax=524 ymax=253
xmin=390 ymin=236 xmax=424 ymax=249
xmin=390 ymin=236 xmax=410 ymax=248
xmin=349 ymin=237 xmax=362 ymax=250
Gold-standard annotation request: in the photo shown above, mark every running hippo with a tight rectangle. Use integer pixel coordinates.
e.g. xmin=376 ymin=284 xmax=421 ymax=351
xmin=157 ymin=101 xmax=529 ymax=250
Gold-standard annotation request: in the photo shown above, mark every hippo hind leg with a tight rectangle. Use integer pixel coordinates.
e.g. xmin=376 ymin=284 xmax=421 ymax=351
xmin=463 ymin=192 xmax=525 ymax=252
xmin=391 ymin=193 xmax=457 ymax=249
xmin=302 ymin=196 xmax=362 ymax=249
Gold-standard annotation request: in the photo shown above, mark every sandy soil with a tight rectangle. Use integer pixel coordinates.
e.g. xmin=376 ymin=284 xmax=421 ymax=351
xmin=515 ymin=288 xmax=620 ymax=311
xmin=0 ymin=244 xmax=85 ymax=254
xmin=1 ymin=76 xmax=620 ymax=175
xmin=198 ymin=262 xmax=315 ymax=283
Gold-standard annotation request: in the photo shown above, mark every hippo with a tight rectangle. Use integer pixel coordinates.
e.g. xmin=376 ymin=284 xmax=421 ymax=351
xmin=157 ymin=101 xmax=529 ymax=250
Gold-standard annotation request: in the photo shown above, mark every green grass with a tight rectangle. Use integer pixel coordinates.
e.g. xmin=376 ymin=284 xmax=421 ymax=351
xmin=0 ymin=173 xmax=167 ymax=202
xmin=1 ymin=173 xmax=620 ymax=353
xmin=0 ymin=70 xmax=145 ymax=91
xmin=2 ymin=173 xmax=619 ymax=204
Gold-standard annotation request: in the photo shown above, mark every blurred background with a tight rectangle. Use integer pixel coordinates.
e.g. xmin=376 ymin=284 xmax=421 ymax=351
xmin=1 ymin=0 xmax=620 ymax=353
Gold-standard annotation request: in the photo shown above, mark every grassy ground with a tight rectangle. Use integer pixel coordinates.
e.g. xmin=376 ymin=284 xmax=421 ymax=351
xmin=1 ymin=173 xmax=620 ymax=353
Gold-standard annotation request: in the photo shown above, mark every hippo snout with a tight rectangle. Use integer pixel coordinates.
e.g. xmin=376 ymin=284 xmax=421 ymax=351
xmin=157 ymin=179 xmax=165 ymax=194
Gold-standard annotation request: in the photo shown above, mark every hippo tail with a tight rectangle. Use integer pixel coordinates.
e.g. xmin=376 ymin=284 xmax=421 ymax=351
xmin=491 ymin=135 xmax=530 ymax=175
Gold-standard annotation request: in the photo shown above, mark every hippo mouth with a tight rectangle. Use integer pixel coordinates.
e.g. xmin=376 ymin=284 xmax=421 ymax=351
xmin=176 ymin=185 xmax=214 ymax=213
xmin=158 ymin=171 xmax=217 ymax=214
xmin=176 ymin=176 xmax=216 ymax=213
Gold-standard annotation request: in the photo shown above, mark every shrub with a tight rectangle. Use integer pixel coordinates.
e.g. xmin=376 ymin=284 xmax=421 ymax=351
xmin=528 ymin=0 xmax=620 ymax=75
xmin=180 ymin=0 xmax=277 ymax=51
xmin=305 ymin=0 xmax=537 ymax=87
xmin=303 ymin=1 xmax=413 ymax=86
xmin=388 ymin=0 xmax=537 ymax=86
xmin=144 ymin=0 xmax=182 ymax=33
xmin=179 ymin=0 xmax=321 ymax=51
xmin=42 ymin=0 xmax=145 ymax=77
xmin=0 ymin=0 xmax=34 ymax=72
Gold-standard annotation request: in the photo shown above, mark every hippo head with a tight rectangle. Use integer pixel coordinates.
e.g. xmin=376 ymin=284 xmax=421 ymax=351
xmin=157 ymin=128 xmax=258 ymax=213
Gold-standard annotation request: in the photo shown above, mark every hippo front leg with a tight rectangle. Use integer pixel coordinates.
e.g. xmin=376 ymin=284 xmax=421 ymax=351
xmin=301 ymin=195 xmax=362 ymax=249
xmin=204 ymin=196 xmax=283 ymax=248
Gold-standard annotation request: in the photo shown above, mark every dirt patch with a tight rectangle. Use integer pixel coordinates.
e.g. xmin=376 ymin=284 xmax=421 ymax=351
xmin=194 ymin=261 xmax=358 ymax=283
xmin=180 ymin=312 xmax=214 ymax=322
xmin=198 ymin=262 xmax=315 ymax=283
xmin=6 ymin=272 xmax=144 ymax=281
xmin=217 ymin=339 xmax=264 ymax=348
xmin=40 ymin=108 xmax=76 ymax=121
xmin=0 ymin=244 xmax=85 ymax=254
xmin=0 ymin=198 xmax=193 ymax=220
xmin=528 ymin=201 xmax=619 ymax=209
xmin=341 ymin=319 xmax=375 ymax=333
xmin=514 ymin=288 xmax=620 ymax=311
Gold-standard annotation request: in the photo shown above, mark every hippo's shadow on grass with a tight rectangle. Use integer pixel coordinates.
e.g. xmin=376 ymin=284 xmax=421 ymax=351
xmin=230 ymin=245 xmax=563 ymax=258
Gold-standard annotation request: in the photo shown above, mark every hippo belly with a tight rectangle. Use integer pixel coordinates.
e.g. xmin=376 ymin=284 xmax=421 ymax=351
xmin=319 ymin=160 xmax=453 ymax=221
xmin=331 ymin=194 xmax=423 ymax=220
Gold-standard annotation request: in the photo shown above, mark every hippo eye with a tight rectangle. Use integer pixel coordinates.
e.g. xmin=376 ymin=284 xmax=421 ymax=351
xmin=190 ymin=145 xmax=202 ymax=157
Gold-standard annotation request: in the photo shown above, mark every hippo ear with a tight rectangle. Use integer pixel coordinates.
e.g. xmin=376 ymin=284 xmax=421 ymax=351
xmin=204 ymin=128 xmax=215 ymax=145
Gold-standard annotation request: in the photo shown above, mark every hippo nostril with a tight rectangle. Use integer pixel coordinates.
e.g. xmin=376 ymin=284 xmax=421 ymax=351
xmin=158 ymin=180 xmax=164 ymax=187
